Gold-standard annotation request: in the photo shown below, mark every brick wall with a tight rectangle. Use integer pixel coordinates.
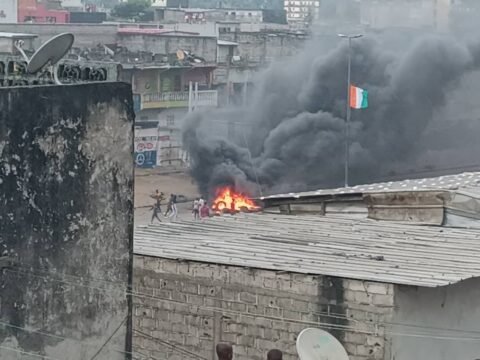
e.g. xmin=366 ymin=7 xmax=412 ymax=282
xmin=133 ymin=256 xmax=394 ymax=360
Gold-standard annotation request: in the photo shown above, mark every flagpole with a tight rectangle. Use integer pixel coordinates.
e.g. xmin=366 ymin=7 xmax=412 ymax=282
xmin=345 ymin=37 xmax=351 ymax=188
xmin=338 ymin=33 xmax=363 ymax=188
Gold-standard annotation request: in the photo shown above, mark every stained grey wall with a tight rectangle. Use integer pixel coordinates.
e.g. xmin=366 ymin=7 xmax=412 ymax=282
xmin=0 ymin=83 xmax=134 ymax=359
xmin=118 ymin=34 xmax=218 ymax=63
xmin=391 ymin=278 xmax=480 ymax=360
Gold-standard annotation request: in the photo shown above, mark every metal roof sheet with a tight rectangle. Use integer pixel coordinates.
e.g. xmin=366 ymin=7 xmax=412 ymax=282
xmin=0 ymin=32 xmax=37 ymax=39
xmin=260 ymin=172 xmax=480 ymax=201
xmin=134 ymin=213 xmax=480 ymax=288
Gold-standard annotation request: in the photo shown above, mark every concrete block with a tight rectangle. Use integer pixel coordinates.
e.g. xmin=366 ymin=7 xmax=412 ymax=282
xmin=365 ymin=282 xmax=389 ymax=295
xmin=162 ymin=260 xmax=178 ymax=274
xmin=254 ymin=317 xmax=273 ymax=328
xmin=256 ymin=338 xmax=276 ymax=350
xmin=372 ymin=294 xmax=394 ymax=307
xmin=239 ymin=291 xmax=257 ymax=304
xmin=222 ymin=288 xmax=237 ymax=301
xmin=181 ymin=282 xmax=199 ymax=294
xmin=291 ymin=299 xmax=309 ymax=312
xmin=245 ymin=325 xmax=264 ymax=337
xmin=354 ymin=291 xmax=372 ymax=305
xmin=193 ymin=265 xmax=215 ymax=279
xmin=198 ymin=285 xmax=218 ymax=296
xmin=283 ymin=309 xmax=301 ymax=320
xmin=140 ymin=318 xmax=156 ymax=329
xmin=263 ymin=277 xmax=277 ymax=289
xmin=356 ymin=345 xmax=373 ymax=357
xmin=187 ymin=294 xmax=205 ymax=306
xmin=344 ymin=332 xmax=367 ymax=345
xmin=231 ymin=302 xmax=248 ymax=312
xmin=276 ymin=297 xmax=293 ymax=308
xmin=247 ymin=304 xmax=265 ymax=315
xmin=265 ymin=307 xmax=283 ymax=317
xmin=169 ymin=312 xmax=184 ymax=324
xmin=222 ymin=332 xmax=238 ymax=343
xmin=344 ymin=279 xmax=367 ymax=292
xmin=171 ymin=292 xmax=187 ymax=303
xmin=238 ymin=335 xmax=255 ymax=347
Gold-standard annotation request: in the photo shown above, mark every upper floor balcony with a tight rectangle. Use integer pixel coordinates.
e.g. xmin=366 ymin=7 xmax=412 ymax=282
xmin=139 ymin=90 xmax=218 ymax=110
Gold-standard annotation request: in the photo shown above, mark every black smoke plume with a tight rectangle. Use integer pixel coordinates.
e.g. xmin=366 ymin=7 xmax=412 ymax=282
xmin=183 ymin=35 xmax=480 ymax=197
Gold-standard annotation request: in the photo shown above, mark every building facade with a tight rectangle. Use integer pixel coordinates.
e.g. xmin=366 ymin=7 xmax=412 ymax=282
xmin=0 ymin=0 xmax=18 ymax=23
xmin=18 ymin=0 xmax=70 ymax=23
xmin=284 ymin=0 xmax=320 ymax=22
xmin=133 ymin=172 xmax=480 ymax=360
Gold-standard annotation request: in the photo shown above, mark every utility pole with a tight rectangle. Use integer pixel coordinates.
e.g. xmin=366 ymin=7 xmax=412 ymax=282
xmin=338 ymin=33 xmax=363 ymax=187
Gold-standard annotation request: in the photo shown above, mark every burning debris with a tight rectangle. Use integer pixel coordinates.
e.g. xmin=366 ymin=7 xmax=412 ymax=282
xmin=211 ymin=187 xmax=261 ymax=214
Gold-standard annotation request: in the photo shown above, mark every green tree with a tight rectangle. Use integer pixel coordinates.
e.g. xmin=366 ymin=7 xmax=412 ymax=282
xmin=112 ymin=0 xmax=151 ymax=19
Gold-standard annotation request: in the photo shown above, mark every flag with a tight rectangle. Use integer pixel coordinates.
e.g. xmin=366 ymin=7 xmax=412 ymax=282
xmin=350 ymin=85 xmax=368 ymax=109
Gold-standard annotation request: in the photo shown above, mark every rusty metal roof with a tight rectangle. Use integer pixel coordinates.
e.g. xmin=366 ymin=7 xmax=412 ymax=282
xmin=134 ymin=213 xmax=480 ymax=288
xmin=260 ymin=172 xmax=480 ymax=201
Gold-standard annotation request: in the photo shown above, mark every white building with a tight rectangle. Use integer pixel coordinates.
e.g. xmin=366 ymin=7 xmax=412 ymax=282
xmin=284 ymin=0 xmax=320 ymax=22
xmin=0 ymin=0 xmax=18 ymax=23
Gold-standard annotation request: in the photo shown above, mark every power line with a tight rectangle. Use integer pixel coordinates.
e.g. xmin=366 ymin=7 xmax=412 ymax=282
xmin=134 ymin=329 xmax=208 ymax=360
xmin=0 ymin=345 xmax=61 ymax=360
xmin=6 ymin=266 xmax=480 ymax=340
xmin=0 ymin=318 xmax=147 ymax=360
xmin=89 ymin=316 xmax=128 ymax=360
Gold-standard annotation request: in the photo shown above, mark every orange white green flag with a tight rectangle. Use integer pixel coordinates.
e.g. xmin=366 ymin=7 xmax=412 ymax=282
xmin=349 ymin=85 xmax=368 ymax=109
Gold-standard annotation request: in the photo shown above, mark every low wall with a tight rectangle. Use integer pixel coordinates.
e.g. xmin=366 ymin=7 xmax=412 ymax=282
xmin=133 ymin=256 xmax=393 ymax=360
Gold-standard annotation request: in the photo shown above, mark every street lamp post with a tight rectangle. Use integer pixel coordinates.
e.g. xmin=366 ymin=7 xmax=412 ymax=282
xmin=338 ymin=33 xmax=362 ymax=188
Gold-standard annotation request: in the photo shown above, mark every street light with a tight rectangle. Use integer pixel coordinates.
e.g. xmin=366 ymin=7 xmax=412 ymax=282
xmin=338 ymin=33 xmax=363 ymax=188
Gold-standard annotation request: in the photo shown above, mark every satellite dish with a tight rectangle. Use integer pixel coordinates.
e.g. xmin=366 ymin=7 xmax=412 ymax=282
xmin=296 ymin=328 xmax=350 ymax=360
xmin=25 ymin=33 xmax=74 ymax=84
xmin=176 ymin=49 xmax=185 ymax=60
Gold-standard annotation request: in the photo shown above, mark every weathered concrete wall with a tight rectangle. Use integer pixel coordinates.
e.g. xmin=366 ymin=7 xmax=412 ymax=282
xmin=391 ymin=278 xmax=480 ymax=360
xmin=0 ymin=23 xmax=118 ymax=47
xmin=220 ymin=32 xmax=306 ymax=63
xmin=133 ymin=257 xmax=393 ymax=360
xmin=118 ymin=35 xmax=218 ymax=63
xmin=0 ymin=83 xmax=134 ymax=359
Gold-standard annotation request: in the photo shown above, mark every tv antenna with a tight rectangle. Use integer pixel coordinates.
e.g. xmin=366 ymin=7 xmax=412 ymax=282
xmin=296 ymin=328 xmax=350 ymax=360
xmin=15 ymin=33 xmax=74 ymax=85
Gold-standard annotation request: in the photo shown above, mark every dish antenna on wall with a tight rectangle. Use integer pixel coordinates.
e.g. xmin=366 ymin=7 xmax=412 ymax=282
xmin=296 ymin=328 xmax=350 ymax=360
xmin=15 ymin=33 xmax=74 ymax=85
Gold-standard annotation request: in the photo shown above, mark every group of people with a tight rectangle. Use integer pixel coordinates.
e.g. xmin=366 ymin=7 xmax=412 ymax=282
xmin=216 ymin=343 xmax=282 ymax=360
xmin=150 ymin=190 xmax=178 ymax=223
xmin=192 ymin=196 xmax=210 ymax=220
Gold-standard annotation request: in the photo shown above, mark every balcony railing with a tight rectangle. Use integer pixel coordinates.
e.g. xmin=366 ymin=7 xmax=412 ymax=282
xmin=140 ymin=90 xmax=218 ymax=110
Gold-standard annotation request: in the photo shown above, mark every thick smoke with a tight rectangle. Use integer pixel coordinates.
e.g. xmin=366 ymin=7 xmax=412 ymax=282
xmin=183 ymin=35 xmax=480 ymax=197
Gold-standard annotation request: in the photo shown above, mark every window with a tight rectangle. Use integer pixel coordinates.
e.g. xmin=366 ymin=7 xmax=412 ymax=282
xmin=167 ymin=114 xmax=175 ymax=126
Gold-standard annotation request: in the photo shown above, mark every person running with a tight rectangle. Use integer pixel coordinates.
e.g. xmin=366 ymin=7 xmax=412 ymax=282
xmin=170 ymin=194 xmax=178 ymax=221
xmin=165 ymin=194 xmax=178 ymax=221
xmin=150 ymin=201 xmax=162 ymax=224
xmin=150 ymin=190 xmax=165 ymax=206
xmin=192 ymin=198 xmax=200 ymax=220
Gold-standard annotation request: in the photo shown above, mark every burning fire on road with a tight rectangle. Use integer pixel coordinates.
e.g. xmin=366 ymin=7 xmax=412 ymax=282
xmin=211 ymin=187 xmax=261 ymax=213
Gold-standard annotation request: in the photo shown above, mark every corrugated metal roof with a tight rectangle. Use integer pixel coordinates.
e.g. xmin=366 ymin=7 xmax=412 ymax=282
xmin=134 ymin=213 xmax=480 ymax=288
xmin=260 ymin=172 xmax=480 ymax=201
xmin=0 ymin=32 xmax=37 ymax=39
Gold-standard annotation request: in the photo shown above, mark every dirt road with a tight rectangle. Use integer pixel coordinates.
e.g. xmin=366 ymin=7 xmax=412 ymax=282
xmin=134 ymin=168 xmax=199 ymax=225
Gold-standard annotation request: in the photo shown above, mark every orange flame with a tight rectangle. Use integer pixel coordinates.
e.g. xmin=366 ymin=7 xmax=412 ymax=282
xmin=211 ymin=187 xmax=260 ymax=213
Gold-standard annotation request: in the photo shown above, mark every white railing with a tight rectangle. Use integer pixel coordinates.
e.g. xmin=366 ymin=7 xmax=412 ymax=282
xmin=194 ymin=90 xmax=218 ymax=107
xmin=141 ymin=90 xmax=218 ymax=108
xmin=142 ymin=91 xmax=189 ymax=103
